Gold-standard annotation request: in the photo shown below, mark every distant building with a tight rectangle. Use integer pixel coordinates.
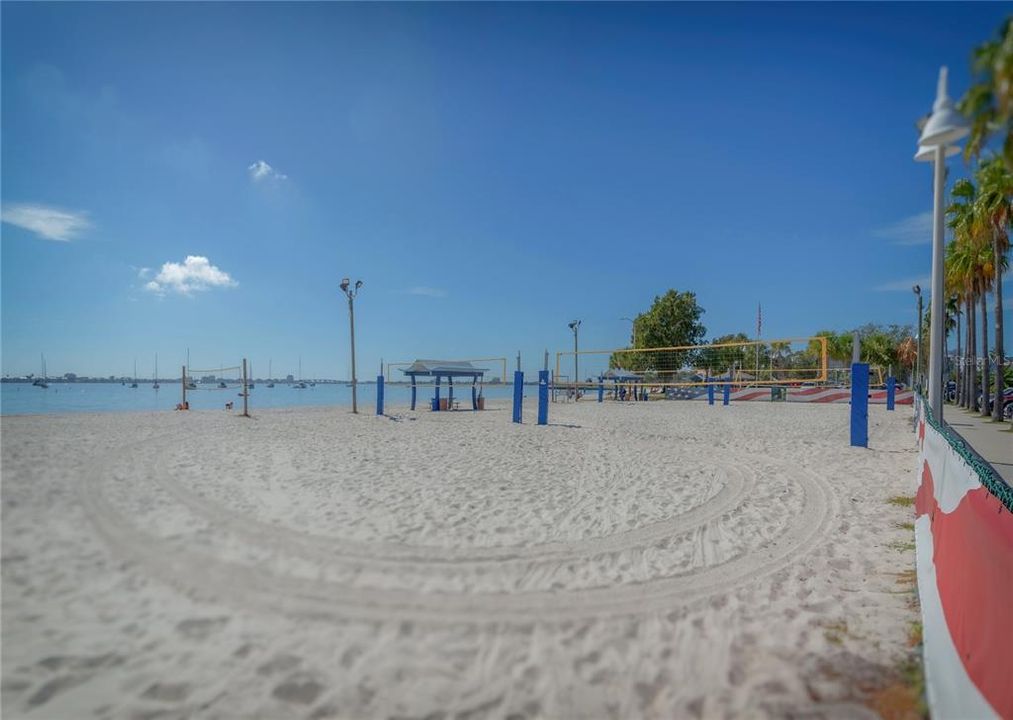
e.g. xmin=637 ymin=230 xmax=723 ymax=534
xmin=64 ymin=373 xmax=77 ymax=381
xmin=286 ymin=374 xmax=294 ymax=382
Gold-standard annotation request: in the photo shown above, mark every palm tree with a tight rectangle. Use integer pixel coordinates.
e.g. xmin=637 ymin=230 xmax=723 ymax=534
xmin=959 ymin=18 xmax=1013 ymax=168
xmin=974 ymin=156 xmax=1012 ymax=420
xmin=947 ymin=179 xmax=981 ymax=409
xmin=946 ymin=295 xmax=963 ymax=403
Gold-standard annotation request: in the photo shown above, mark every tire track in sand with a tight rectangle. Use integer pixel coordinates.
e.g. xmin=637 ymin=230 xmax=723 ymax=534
xmin=80 ymin=441 xmax=834 ymax=624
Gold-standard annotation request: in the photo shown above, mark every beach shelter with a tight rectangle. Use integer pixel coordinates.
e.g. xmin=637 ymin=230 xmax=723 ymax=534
xmin=402 ymin=360 xmax=487 ymax=411
xmin=600 ymin=367 xmax=645 ymax=401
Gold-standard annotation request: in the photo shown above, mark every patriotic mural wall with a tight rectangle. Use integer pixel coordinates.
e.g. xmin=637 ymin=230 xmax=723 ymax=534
xmin=913 ymin=398 xmax=1012 ymax=719
xmin=663 ymin=386 xmax=914 ymax=404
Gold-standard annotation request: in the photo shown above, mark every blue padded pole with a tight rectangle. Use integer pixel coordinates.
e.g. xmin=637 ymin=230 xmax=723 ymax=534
xmin=851 ymin=362 xmax=869 ymax=447
xmin=537 ymin=370 xmax=549 ymax=425
xmin=886 ymin=376 xmax=896 ymax=411
xmin=434 ymin=376 xmax=441 ymax=412
xmin=448 ymin=376 xmax=454 ymax=411
xmin=410 ymin=375 xmax=417 ymax=411
xmin=598 ymin=377 xmax=604 ymax=403
xmin=512 ymin=371 xmax=523 ymax=423
xmin=471 ymin=380 xmax=477 ymax=411
xmin=707 ymin=382 xmax=715 ymax=405
xmin=722 ymin=382 xmax=730 ymax=406
xmin=376 ymin=374 xmax=384 ymax=415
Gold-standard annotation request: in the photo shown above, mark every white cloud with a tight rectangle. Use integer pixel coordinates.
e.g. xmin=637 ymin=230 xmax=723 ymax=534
xmin=872 ymin=212 xmax=934 ymax=246
xmin=247 ymin=160 xmax=287 ymax=182
xmin=405 ymin=286 xmax=448 ymax=298
xmin=873 ymin=276 xmax=930 ymax=292
xmin=1 ymin=202 xmax=90 ymax=241
xmin=137 ymin=267 xmax=151 ymax=279
xmin=144 ymin=255 xmax=238 ymax=296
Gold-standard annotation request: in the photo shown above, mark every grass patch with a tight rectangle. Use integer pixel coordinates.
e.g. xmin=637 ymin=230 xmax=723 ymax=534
xmin=888 ymin=541 xmax=917 ymax=552
xmin=887 ymin=496 xmax=915 ymax=507
xmin=894 ymin=521 xmax=915 ymax=531
xmin=895 ymin=569 xmax=917 ymax=586
xmin=908 ymin=621 xmax=923 ymax=648
xmin=822 ymin=619 xmax=849 ymax=645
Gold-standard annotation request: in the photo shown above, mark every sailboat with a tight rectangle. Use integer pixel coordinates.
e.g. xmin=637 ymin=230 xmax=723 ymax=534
xmin=32 ymin=354 xmax=49 ymax=388
xmin=266 ymin=359 xmax=275 ymax=388
xmin=294 ymin=357 xmax=307 ymax=389
xmin=130 ymin=360 xmax=138 ymax=388
xmin=153 ymin=354 xmax=160 ymax=389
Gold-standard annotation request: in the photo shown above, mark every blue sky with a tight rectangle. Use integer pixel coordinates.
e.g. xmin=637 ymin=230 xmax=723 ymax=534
xmin=2 ymin=2 xmax=1009 ymax=380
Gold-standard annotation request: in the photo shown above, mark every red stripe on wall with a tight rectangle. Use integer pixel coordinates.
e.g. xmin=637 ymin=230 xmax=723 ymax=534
xmin=916 ymin=460 xmax=1013 ymax=717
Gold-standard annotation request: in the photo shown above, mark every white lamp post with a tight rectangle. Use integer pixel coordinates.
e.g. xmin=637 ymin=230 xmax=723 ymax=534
xmin=340 ymin=277 xmax=363 ymax=413
xmin=914 ymin=67 xmax=969 ymax=420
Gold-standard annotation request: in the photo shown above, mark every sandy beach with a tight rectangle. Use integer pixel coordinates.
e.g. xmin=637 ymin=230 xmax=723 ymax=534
xmin=2 ymin=400 xmax=918 ymax=719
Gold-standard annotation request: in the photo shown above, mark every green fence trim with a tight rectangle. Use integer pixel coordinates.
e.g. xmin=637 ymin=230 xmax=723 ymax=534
xmin=920 ymin=397 xmax=1013 ymax=514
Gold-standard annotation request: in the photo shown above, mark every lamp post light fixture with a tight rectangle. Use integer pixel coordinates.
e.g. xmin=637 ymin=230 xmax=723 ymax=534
xmin=912 ymin=285 xmax=923 ymax=392
xmin=340 ymin=277 xmax=364 ymax=413
xmin=621 ymin=317 xmax=637 ymax=347
xmin=568 ymin=320 xmax=581 ymax=397
xmin=914 ymin=67 xmax=969 ymax=420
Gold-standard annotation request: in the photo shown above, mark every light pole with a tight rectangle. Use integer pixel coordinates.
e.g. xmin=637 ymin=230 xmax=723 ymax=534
xmin=621 ymin=317 xmax=637 ymax=347
xmin=568 ymin=320 xmax=581 ymax=396
xmin=912 ymin=285 xmax=923 ymax=392
xmin=914 ymin=67 xmax=968 ymax=420
xmin=340 ymin=278 xmax=363 ymax=413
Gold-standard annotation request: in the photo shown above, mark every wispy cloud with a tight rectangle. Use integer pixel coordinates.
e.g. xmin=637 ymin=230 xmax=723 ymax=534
xmin=405 ymin=286 xmax=448 ymax=298
xmin=247 ymin=160 xmax=287 ymax=182
xmin=144 ymin=255 xmax=238 ymax=296
xmin=874 ymin=276 xmax=930 ymax=292
xmin=873 ymin=212 xmax=933 ymax=246
xmin=1 ymin=202 xmax=90 ymax=241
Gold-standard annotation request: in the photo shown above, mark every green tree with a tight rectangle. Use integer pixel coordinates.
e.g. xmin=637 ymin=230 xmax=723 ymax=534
xmin=610 ymin=290 xmax=706 ymax=371
xmin=695 ymin=333 xmax=762 ymax=375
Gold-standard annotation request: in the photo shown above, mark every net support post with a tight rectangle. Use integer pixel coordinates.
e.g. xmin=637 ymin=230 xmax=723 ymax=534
xmin=410 ymin=376 xmax=417 ymax=411
xmin=886 ymin=376 xmax=896 ymax=411
xmin=851 ymin=362 xmax=869 ymax=447
xmin=433 ymin=376 xmax=441 ymax=412
xmin=707 ymin=383 xmax=715 ymax=405
xmin=597 ymin=378 xmax=604 ymax=403
xmin=722 ymin=382 xmax=730 ymax=406
xmin=471 ymin=381 xmax=477 ymax=411
xmin=182 ymin=365 xmax=187 ymax=409
xmin=376 ymin=373 xmax=384 ymax=416
xmin=537 ymin=370 xmax=549 ymax=425
xmin=512 ymin=371 xmax=524 ymax=423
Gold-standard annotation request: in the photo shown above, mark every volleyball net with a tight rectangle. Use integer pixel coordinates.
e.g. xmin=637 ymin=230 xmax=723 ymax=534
xmin=556 ymin=336 xmax=828 ymax=389
xmin=385 ymin=357 xmax=509 ymax=384
xmin=184 ymin=364 xmax=245 ymax=388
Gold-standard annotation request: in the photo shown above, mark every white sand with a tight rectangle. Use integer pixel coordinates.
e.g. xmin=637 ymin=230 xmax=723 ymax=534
xmin=2 ymin=400 xmax=918 ymax=719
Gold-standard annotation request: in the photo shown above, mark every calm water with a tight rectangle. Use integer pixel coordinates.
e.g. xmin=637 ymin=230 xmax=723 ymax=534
xmin=1 ymin=382 xmax=522 ymax=416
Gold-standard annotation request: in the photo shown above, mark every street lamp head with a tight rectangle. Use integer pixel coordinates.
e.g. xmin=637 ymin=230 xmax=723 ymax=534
xmin=914 ymin=143 xmax=960 ymax=163
xmin=913 ymin=284 xmax=921 ymax=296
xmin=917 ymin=67 xmax=970 ymax=148
xmin=568 ymin=320 xmax=581 ymax=331
xmin=355 ymin=280 xmax=363 ymax=290
xmin=340 ymin=278 xmax=350 ymax=293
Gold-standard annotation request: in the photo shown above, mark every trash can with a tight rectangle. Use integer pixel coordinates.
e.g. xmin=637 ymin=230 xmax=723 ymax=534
xmin=771 ymin=387 xmax=786 ymax=402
